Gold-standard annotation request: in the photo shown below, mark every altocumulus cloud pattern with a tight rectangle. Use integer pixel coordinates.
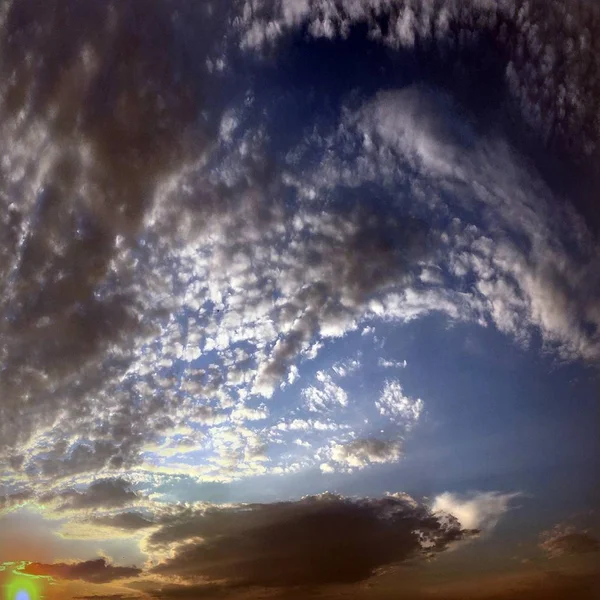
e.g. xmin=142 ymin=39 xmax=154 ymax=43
xmin=0 ymin=1 xmax=599 ymax=599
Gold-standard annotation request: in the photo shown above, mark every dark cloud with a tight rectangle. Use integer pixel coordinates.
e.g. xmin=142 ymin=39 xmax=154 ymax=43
xmin=22 ymin=558 xmax=141 ymax=583
xmin=540 ymin=525 xmax=600 ymax=558
xmin=89 ymin=511 xmax=154 ymax=531
xmin=150 ymin=493 xmax=470 ymax=588
xmin=43 ymin=478 xmax=139 ymax=512
xmin=0 ymin=490 xmax=32 ymax=513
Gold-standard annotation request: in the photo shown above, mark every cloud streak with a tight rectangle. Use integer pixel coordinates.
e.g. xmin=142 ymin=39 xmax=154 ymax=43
xmin=22 ymin=558 xmax=141 ymax=584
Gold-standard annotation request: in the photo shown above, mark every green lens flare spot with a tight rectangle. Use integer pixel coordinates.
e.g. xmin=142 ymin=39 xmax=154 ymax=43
xmin=5 ymin=574 xmax=42 ymax=600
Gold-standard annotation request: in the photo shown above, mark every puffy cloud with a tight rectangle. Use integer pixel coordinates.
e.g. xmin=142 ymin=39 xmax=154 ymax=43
xmin=250 ymin=208 xmax=431 ymax=398
xmin=230 ymin=405 xmax=269 ymax=422
xmin=431 ymin=491 xmax=520 ymax=532
xmin=330 ymin=438 xmax=403 ymax=469
xmin=540 ymin=524 xmax=600 ymax=558
xmin=378 ymin=358 xmax=407 ymax=369
xmin=0 ymin=95 xmax=433 ymax=483
xmin=22 ymin=558 xmax=141 ymax=583
xmin=150 ymin=493 xmax=470 ymax=587
xmin=303 ymin=371 xmax=348 ymax=412
xmin=376 ymin=380 xmax=424 ymax=428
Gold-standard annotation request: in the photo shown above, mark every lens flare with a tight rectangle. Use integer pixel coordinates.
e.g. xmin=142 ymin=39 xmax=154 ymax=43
xmin=5 ymin=572 xmax=42 ymax=600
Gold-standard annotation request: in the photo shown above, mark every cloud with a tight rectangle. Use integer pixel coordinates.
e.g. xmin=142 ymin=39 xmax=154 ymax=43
xmin=236 ymin=0 xmax=600 ymax=171
xmin=0 ymin=101 xmax=434 ymax=483
xmin=431 ymin=491 xmax=520 ymax=532
xmin=0 ymin=0 xmax=597 ymax=507
xmin=149 ymin=493 xmax=470 ymax=587
xmin=89 ymin=512 xmax=155 ymax=532
xmin=330 ymin=438 xmax=403 ymax=469
xmin=43 ymin=478 xmax=139 ymax=513
xmin=0 ymin=490 xmax=32 ymax=514
xmin=376 ymin=380 xmax=424 ymax=428
xmin=286 ymin=81 xmax=600 ymax=362
xmin=303 ymin=371 xmax=348 ymax=412
xmin=0 ymin=0 xmax=233 ymax=479
xmin=235 ymin=0 xmax=600 ymax=363
xmin=21 ymin=558 xmax=141 ymax=583
xmin=540 ymin=524 xmax=600 ymax=558
xmin=378 ymin=358 xmax=407 ymax=369
xmin=251 ymin=208 xmax=431 ymax=398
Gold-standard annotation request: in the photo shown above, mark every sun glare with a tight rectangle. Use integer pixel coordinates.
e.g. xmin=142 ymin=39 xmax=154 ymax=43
xmin=5 ymin=573 xmax=41 ymax=600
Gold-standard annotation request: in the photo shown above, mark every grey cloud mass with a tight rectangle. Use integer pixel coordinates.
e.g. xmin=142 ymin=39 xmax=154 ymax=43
xmin=42 ymin=478 xmax=140 ymax=512
xmin=149 ymin=493 xmax=470 ymax=587
xmin=540 ymin=524 xmax=600 ymax=558
xmin=330 ymin=438 xmax=403 ymax=469
xmin=22 ymin=558 xmax=141 ymax=583
xmin=88 ymin=511 xmax=155 ymax=532
xmin=0 ymin=0 xmax=226 ymax=477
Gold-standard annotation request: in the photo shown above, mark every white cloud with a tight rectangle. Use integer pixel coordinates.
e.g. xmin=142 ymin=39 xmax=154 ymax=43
xmin=331 ymin=356 xmax=361 ymax=377
xmin=303 ymin=371 xmax=348 ymax=412
xmin=219 ymin=110 xmax=240 ymax=143
xmin=230 ymin=405 xmax=269 ymax=422
xmin=376 ymin=380 xmax=424 ymax=428
xmin=378 ymin=358 xmax=407 ymax=369
xmin=431 ymin=491 xmax=521 ymax=532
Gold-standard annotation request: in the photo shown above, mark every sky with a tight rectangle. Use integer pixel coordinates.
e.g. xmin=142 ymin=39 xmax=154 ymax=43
xmin=0 ymin=1 xmax=599 ymax=599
